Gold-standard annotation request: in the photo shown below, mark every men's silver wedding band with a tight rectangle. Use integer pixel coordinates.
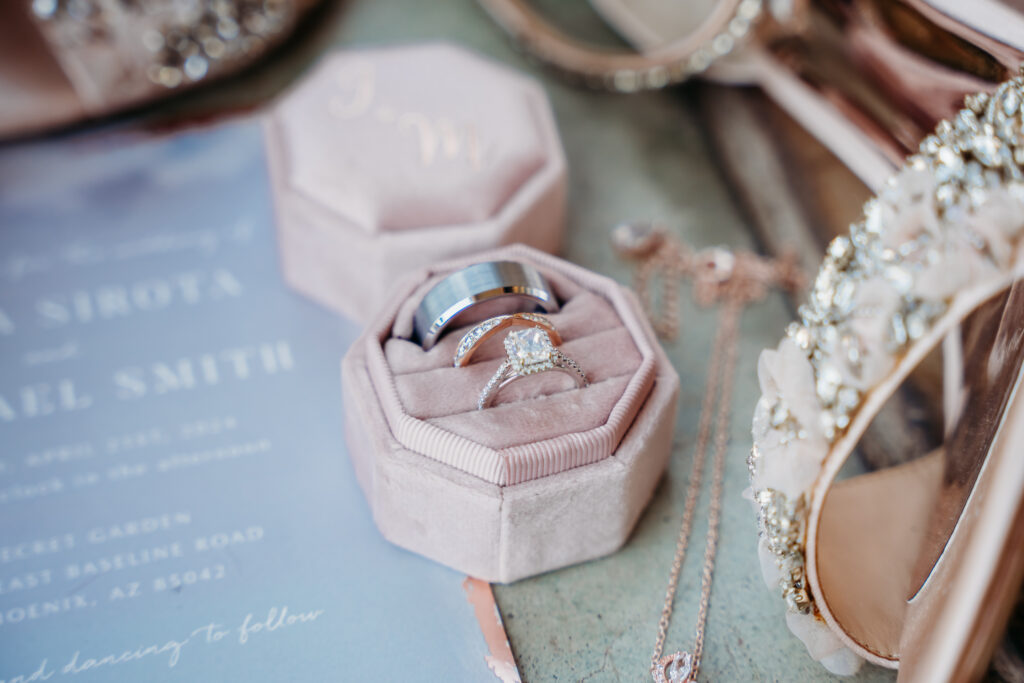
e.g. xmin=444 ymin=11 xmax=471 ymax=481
xmin=413 ymin=261 xmax=559 ymax=350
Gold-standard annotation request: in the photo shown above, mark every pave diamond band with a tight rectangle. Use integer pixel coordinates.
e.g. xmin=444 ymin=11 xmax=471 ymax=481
xmin=748 ymin=73 xmax=1024 ymax=672
xmin=454 ymin=313 xmax=560 ymax=367
xmin=413 ymin=261 xmax=559 ymax=350
xmin=477 ymin=328 xmax=587 ymax=410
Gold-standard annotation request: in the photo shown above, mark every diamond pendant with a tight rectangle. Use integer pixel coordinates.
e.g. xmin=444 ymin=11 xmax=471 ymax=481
xmin=653 ymin=652 xmax=694 ymax=683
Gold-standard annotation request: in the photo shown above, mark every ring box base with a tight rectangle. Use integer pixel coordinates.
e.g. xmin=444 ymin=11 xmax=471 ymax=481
xmin=341 ymin=245 xmax=679 ymax=582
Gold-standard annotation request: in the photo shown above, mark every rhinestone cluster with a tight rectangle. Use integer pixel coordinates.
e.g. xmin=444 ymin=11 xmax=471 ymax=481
xmin=751 ymin=74 xmax=1024 ymax=624
xmin=141 ymin=0 xmax=292 ymax=88
xmin=920 ymin=84 xmax=1024 ymax=216
xmin=756 ymin=488 xmax=811 ymax=614
xmin=31 ymin=0 xmax=294 ymax=89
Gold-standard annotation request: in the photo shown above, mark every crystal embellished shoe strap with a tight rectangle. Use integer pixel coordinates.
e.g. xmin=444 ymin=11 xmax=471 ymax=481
xmin=478 ymin=0 xmax=765 ymax=92
xmin=748 ymin=72 xmax=1024 ymax=672
xmin=28 ymin=0 xmax=303 ymax=112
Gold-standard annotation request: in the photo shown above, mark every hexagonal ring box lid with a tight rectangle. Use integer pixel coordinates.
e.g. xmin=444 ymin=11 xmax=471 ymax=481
xmin=264 ymin=43 xmax=567 ymax=323
xmin=341 ymin=245 xmax=680 ymax=582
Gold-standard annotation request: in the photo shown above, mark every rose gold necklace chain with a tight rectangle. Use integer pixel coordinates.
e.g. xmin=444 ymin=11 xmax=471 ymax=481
xmin=613 ymin=222 xmax=804 ymax=682
xmin=650 ymin=299 xmax=739 ymax=680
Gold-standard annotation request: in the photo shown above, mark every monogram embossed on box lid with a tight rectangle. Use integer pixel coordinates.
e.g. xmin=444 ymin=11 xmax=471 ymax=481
xmin=275 ymin=44 xmax=549 ymax=233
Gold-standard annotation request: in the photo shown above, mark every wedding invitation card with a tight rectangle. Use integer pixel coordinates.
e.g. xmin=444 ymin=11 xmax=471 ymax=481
xmin=0 ymin=121 xmax=494 ymax=681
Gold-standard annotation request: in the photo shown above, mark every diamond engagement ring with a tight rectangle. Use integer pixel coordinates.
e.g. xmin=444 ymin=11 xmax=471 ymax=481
xmin=477 ymin=328 xmax=587 ymax=410
xmin=454 ymin=313 xmax=561 ymax=367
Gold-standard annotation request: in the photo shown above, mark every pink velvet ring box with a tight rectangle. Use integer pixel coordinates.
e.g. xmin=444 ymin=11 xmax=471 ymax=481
xmin=264 ymin=43 xmax=567 ymax=323
xmin=341 ymin=244 xmax=680 ymax=582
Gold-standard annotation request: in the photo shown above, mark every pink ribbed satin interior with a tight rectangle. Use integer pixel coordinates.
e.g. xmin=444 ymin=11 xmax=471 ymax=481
xmin=365 ymin=248 xmax=657 ymax=486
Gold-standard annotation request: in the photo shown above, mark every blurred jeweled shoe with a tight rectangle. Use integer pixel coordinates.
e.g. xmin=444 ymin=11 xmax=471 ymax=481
xmin=0 ymin=0 xmax=317 ymax=139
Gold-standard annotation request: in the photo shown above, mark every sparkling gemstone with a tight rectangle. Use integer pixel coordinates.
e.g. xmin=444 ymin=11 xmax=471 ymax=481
xmin=782 ymin=570 xmax=812 ymax=614
xmin=712 ymin=33 xmax=735 ymax=55
xmin=863 ymin=200 xmax=884 ymax=234
xmin=935 ymin=183 xmax=959 ymax=210
xmin=505 ymin=328 xmax=554 ymax=373
xmin=905 ymin=308 xmax=928 ymax=340
xmin=769 ymin=400 xmax=790 ymax=428
xmin=787 ymin=322 xmax=812 ymax=352
xmin=816 ymin=324 xmax=839 ymax=354
xmin=832 ymin=277 xmax=856 ymax=314
xmin=31 ymin=0 xmax=58 ymax=18
xmin=934 ymin=146 xmax=964 ymax=182
xmin=1000 ymin=86 xmax=1020 ymax=118
xmin=747 ymin=444 xmax=761 ymax=478
xmin=998 ymin=117 xmax=1021 ymax=146
xmin=813 ymin=267 xmax=839 ymax=308
xmin=936 ymin=119 xmax=954 ymax=142
xmin=184 ymin=54 xmax=209 ymax=81
xmin=971 ymin=131 xmax=1003 ymax=167
xmin=919 ymin=135 xmax=941 ymax=155
xmin=738 ymin=0 xmax=761 ymax=19
xmin=815 ymin=364 xmax=842 ymax=405
xmin=965 ymin=92 xmax=989 ymax=114
xmin=689 ymin=48 xmax=712 ymax=72
xmin=729 ymin=16 xmax=750 ymax=36
xmin=836 ymin=386 xmax=860 ymax=413
xmin=820 ymin=411 xmax=837 ymax=441
xmin=891 ymin=313 xmax=908 ymax=347
xmin=955 ymin=110 xmax=980 ymax=136
xmin=645 ymin=67 xmax=670 ymax=90
xmin=827 ymin=235 xmax=853 ymax=265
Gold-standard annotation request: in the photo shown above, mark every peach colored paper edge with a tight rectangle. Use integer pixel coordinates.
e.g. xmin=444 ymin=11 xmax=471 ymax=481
xmin=463 ymin=578 xmax=522 ymax=683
